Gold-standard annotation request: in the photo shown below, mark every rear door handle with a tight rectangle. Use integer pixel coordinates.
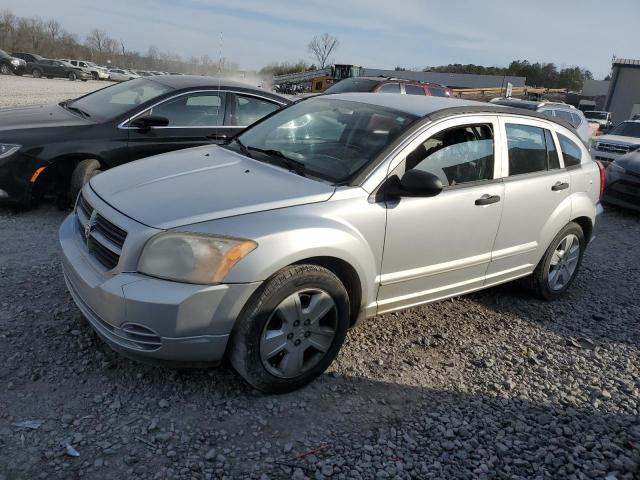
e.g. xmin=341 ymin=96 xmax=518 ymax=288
xmin=475 ymin=194 xmax=501 ymax=206
xmin=551 ymin=182 xmax=569 ymax=191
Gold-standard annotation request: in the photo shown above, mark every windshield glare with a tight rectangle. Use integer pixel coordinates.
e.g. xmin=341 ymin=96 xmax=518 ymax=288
xmin=69 ymin=78 xmax=172 ymax=120
xmin=609 ymin=122 xmax=640 ymax=138
xmin=232 ymin=98 xmax=416 ymax=183
xmin=585 ymin=111 xmax=608 ymax=120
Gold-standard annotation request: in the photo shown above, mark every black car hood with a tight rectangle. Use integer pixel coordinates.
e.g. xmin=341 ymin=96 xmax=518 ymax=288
xmin=0 ymin=103 xmax=92 ymax=132
xmin=616 ymin=151 xmax=640 ymax=175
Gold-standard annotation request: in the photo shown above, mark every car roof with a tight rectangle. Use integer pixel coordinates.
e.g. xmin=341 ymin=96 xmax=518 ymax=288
xmin=338 ymin=76 xmax=447 ymax=87
xmin=318 ymin=93 xmax=577 ymax=132
xmin=146 ymin=75 xmax=291 ymax=103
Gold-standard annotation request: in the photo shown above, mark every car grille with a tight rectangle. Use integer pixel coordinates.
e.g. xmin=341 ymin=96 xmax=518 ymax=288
xmin=76 ymin=194 xmax=127 ymax=270
xmin=595 ymin=142 xmax=633 ymax=155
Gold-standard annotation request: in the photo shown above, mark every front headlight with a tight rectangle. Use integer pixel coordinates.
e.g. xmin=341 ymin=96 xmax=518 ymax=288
xmin=138 ymin=232 xmax=257 ymax=284
xmin=0 ymin=144 xmax=21 ymax=159
xmin=10 ymin=59 xmax=19 ymax=66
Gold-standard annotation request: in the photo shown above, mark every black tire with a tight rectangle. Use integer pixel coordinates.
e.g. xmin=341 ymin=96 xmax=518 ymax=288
xmin=69 ymin=159 xmax=101 ymax=203
xmin=91 ymin=72 xmax=98 ymax=80
xmin=0 ymin=64 xmax=11 ymax=75
xmin=68 ymin=71 xmax=77 ymax=81
xmin=228 ymin=264 xmax=350 ymax=394
xmin=528 ymin=222 xmax=586 ymax=301
xmin=32 ymin=69 xmax=42 ymax=78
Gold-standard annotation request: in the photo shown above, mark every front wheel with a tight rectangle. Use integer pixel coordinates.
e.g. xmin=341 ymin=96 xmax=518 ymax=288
xmin=0 ymin=64 xmax=11 ymax=75
xmin=228 ymin=265 xmax=350 ymax=393
xmin=68 ymin=72 xmax=77 ymax=81
xmin=32 ymin=69 xmax=42 ymax=78
xmin=69 ymin=159 xmax=101 ymax=203
xmin=529 ymin=222 xmax=586 ymax=300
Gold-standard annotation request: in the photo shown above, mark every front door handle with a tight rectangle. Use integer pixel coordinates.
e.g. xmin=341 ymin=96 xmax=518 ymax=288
xmin=475 ymin=194 xmax=501 ymax=206
xmin=552 ymin=182 xmax=569 ymax=191
xmin=205 ymin=133 xmax=228 ymax=140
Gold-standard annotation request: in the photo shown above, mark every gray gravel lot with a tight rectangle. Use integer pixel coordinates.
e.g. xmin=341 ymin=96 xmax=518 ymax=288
xmin=0 ymin=75 xmax=112 ymax=108
xmin=0 ymin=82 xmax=639 ymax=479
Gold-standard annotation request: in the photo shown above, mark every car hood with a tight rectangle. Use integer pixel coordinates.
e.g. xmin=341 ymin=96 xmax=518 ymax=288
xmin=596 ymin=135 xmax=640 ymax=146
xmin=90 ymin=145 xmax=336 ymax=229
xmin=0 ymin=103 xmax=91 ymax=132
xmin=615 ymin=152 xmax=640 ymax=175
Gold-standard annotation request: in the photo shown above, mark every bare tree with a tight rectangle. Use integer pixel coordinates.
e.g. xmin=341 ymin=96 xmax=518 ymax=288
xmin=85 ymin=28 xmax=108 ymax=56
xmin=307 ymin=33 xmax=339 ymax=69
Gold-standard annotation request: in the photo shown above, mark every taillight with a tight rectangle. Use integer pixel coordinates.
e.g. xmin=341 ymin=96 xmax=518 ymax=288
xmin=596 ymin=160 xmax=606 ymax=199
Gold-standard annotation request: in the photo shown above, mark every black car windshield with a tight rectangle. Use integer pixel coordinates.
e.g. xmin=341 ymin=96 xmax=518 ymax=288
xmin=0 ymin=49 xmax=9 ymax=58
xmin=228 ymin=98 xmax=416 ymax=183
xmin=324 ymin=78 xmax=380 ymax=94
xmin=585 ymin=111 xmax=608 ymax=120
xmin=68 ymin=78 xmax=172 ymax=120
xmin=608 ymin=122 xmax=640 ymax=138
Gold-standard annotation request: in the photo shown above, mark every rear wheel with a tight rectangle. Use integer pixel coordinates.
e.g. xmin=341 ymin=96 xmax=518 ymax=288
xmin=0 ymin=64 xmax=11 ymax=75
xmin=228 ymin=265 xmax=350 ymax=393
xmin=32 ymin=69 xmax=42 ymax=78
xmin=529 ymin=222 xmax=585 ymax=300
xmin=68 ymin=71 xmax=77 ymax=81
xmin=69 ymin=159 xmax=101 ymax=203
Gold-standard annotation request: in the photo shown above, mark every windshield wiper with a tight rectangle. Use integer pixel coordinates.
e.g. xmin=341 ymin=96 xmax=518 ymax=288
xmin=247 ymin=147 xmax=307 ymax=177
xmin=61 ymin=102 xmax=91 ymax=118
xmin=226 ymin=137 xmax=252 ymax=159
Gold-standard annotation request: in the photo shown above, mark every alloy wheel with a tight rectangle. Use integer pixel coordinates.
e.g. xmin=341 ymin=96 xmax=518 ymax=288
xmin=0 ymin=64 xmax=10 ymax=75
xmin=547 ymin=233 xmax=580 ymax=290
xmin=260 ymin=289 xmax=338 ymax=379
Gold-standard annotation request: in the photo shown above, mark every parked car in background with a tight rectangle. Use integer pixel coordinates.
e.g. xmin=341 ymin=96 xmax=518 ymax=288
xmin=108 ymin=69 xmax=140 ymax=82
xmin=0 ymin=76 xmax=290 ymax=206
xmin=584 ymin=110 xmax=613 ymax=133
xmin=26 ymin=58 xmax=91 ymax=81
xmin=489 ymin=98 xmax=592 ymax=144
xmin=59 ymin=93 xmax=602 ymax=392
xmin=0 ymin=49 xmax=26 ymax=75
xmin=591 ymin=120 xmax=640 ymax=164
xmin=59 ymin=59 xmax=109 ymax=80
xmin=602 ymin=151 xmax=640 ymax=212
xmin=324 ymin=76 xmax=453 ymax=97
xmin=11 ymin=52 xmax=44 ymax=73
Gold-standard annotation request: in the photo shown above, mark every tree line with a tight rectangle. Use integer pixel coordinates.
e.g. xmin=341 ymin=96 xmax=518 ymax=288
xmin=422 ymin=60 xmax=594 ymax=90
xmin=0 ymin=8 xmax=239 ymax=75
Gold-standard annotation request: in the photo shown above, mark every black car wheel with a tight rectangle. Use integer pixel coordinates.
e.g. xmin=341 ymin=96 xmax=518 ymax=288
xmin=91 ymin=72 xmax=98 ymax=80
xmin=228 ymin=264 xmax=350 ymax=393
xmin=0 ymin=64 xmax=11 ymax=75
xmin=32 ymin=69 xmax=42 ymax=78
xmin=68 ymin=72 xmax=77 ymax=81
xmin=69 ymin=159 xmax=102 ymax=202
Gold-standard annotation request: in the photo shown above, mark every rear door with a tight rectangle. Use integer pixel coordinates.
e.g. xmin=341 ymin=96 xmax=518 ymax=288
xmin=126 ymin=90 xmax=229 ymax=162
xmin=484 ymin=116 xmax=571 ymax=285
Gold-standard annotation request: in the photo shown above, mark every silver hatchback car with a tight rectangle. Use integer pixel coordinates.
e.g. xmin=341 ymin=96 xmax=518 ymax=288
xmin=60 ymin=94 xmax=604 ymax=392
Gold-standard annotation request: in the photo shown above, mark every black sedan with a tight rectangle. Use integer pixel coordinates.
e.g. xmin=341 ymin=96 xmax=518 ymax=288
xmin=0 ymin=49 xmax=26 ymax=75
xmin=0 ymin=75 xmax=290 ymax=206
xmin=603 ymin=151 xmax=640 ymax=212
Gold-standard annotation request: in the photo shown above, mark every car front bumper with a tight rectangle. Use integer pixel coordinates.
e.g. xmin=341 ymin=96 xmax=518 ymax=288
xmin=59 ymin=212 xmax=262 ymax=363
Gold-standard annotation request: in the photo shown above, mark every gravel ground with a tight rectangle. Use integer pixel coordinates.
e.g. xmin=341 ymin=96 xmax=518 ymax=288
xmin=0 ymin=75 xmax=112 ymax=107
xmin=0 ymin=204 xmax=639 ymax=480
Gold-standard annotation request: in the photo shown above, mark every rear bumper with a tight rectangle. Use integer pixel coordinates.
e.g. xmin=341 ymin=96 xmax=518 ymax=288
xmin=59 ymin=213 xmax=262 ymax=363
xmin=603 ymin=169 xmax=640 ymax=212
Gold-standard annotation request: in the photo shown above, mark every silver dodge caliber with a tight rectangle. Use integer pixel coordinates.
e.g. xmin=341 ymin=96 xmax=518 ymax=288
xmin=59 ymin=93 xmax=604 ymax=393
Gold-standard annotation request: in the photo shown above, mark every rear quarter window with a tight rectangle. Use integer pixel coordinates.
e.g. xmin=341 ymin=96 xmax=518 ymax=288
xmin=558 ymin=133 xmax=582 ymax=167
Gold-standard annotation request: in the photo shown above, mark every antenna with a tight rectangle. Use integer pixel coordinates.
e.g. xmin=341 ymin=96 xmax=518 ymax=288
xmin=218 ymin=32 xmax=222 ymax=126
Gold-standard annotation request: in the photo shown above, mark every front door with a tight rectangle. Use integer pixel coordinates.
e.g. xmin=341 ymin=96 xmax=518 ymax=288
xmin=377 ymin=116 xmax=504 ymax=314
xmin=126 ymin=91 xmax=231 ymax=162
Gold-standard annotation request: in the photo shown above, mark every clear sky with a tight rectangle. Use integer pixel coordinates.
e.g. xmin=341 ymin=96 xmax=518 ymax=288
xmin=3 ymin=0 xmax=638 ymax=79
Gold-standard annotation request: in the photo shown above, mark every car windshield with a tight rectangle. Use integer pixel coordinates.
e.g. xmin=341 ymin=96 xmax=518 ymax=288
xmin=324 ymin=78 xmax=380 ymax=94
xmin=608 ymin=122 xmax=640 ymax=138
xmin=67 ymin=78 xmax=173 ymax=120
xmin=228 ymin=98 xmax=416 ymax=183
xmin=0 ymin=49 xmax=9 ymax=58
xmin=585 ymin=111 xmax=608 ymax=120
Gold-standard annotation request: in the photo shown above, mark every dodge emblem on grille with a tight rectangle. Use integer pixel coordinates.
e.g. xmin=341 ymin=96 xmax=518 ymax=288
xmin=84 ymin=211 xmax=98 ymax=244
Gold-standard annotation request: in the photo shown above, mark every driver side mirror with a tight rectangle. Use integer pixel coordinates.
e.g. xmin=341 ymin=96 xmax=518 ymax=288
xmin=386 ymin=169 xmax=443 ymax=198
xmin=129 ymin=115 xmax=169 ymax=130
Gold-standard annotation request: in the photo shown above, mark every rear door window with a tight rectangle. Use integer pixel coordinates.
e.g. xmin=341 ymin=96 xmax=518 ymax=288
xmin=377 ymin=83 xmax=401 ymax=94
xmin=404 ymin=84 xmax=425 ymax=95
xmin=506 ymin=124 xmax=560 ymax=175
xmin=232 ymin=94 xmax=280 ymax=126
xmin=428 ymin=86 xmax=449 ymax=97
